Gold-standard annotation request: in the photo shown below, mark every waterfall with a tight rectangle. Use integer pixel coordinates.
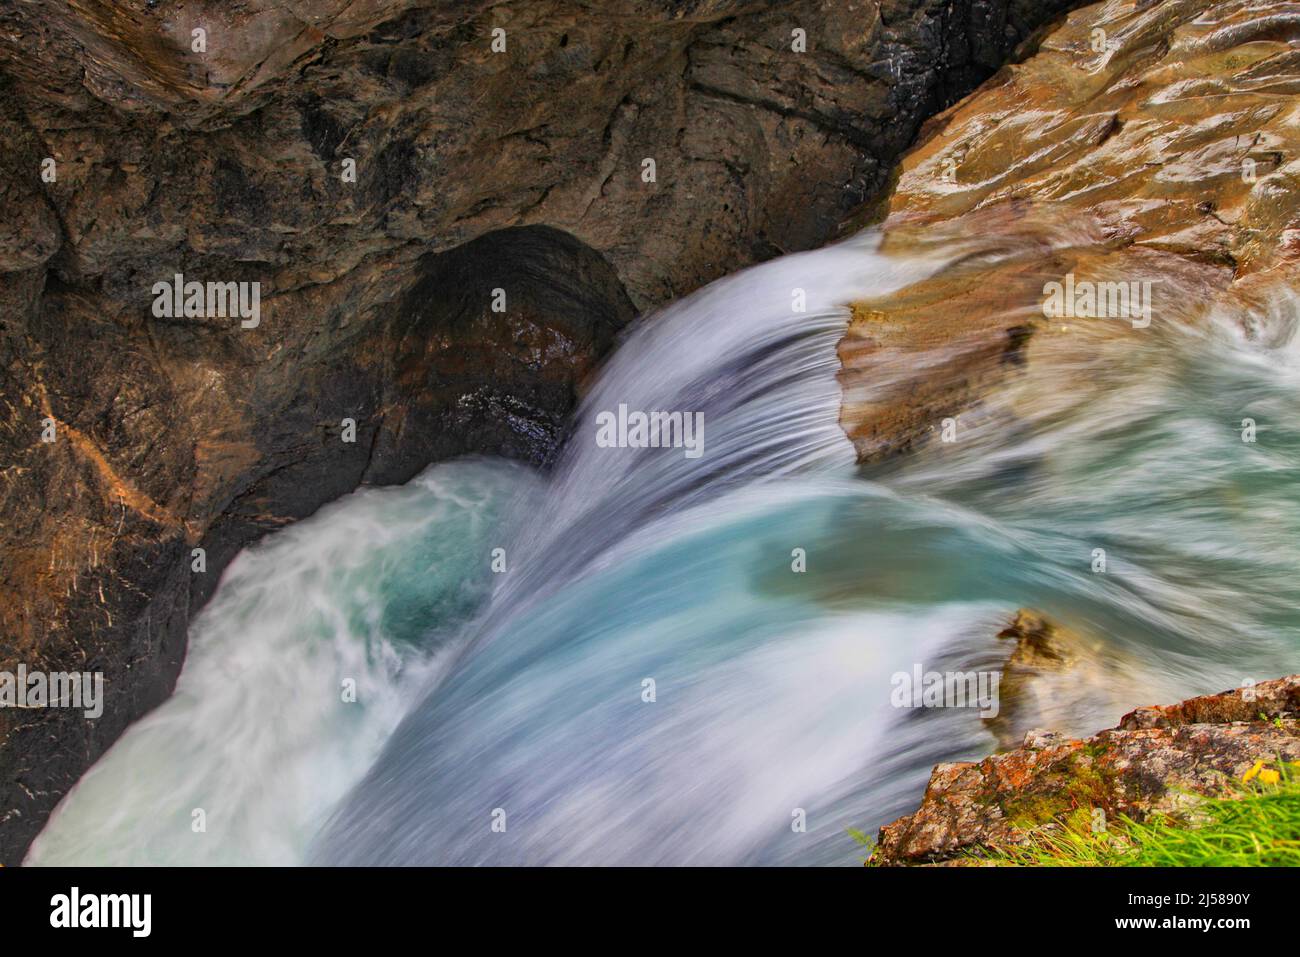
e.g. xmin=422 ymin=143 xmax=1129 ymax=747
xmin=27 ymin=232 xmax=1300 ymax=866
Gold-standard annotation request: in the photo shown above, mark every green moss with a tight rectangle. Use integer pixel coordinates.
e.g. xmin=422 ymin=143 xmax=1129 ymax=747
xmin=1000 ymin=752 xmax=1121 ymax=829
xmin=1003 ymin=792 xmax=1070 ymax=829
xmin=970 ymin=763 xmax=1300 ymax=867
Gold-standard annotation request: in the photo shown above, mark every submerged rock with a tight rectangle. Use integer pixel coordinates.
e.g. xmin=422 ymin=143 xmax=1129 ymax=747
xmin=985 ymin=608 xmax=1155 ymax=752
xmin=997 ymin=608 xmax=1078 ymax=670
xmin=870 ymin=674 xmax=1300 ymax=865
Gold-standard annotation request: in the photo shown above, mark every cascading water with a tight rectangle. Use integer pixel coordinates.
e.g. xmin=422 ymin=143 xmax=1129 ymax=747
xmin=27 ymin=231 xmax=1300 ymax=866
xmin=24 ymin=460 xmax=539 ymax=865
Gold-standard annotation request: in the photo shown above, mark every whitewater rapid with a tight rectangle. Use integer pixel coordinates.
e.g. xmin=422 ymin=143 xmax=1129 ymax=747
xmin=27 ymin=233 xmax=1300 ymax=866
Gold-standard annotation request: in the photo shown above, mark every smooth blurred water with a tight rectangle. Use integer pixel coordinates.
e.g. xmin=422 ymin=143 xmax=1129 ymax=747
xmin=28 ymin=234 xmax=1300 ymax=866
xmin=26 ymin=459 xmax=537 ymax=865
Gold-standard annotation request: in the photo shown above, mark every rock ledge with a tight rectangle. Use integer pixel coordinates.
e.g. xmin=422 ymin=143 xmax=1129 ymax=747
xmin=871 ymin=675 xmax=1300 ymax=865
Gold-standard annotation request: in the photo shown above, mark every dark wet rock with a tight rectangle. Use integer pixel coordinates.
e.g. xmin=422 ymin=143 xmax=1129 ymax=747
xmin=0 ymin=0 xmax=1084 ymax=863
xmin=870 ymin=674 xmax=1300 ymax=865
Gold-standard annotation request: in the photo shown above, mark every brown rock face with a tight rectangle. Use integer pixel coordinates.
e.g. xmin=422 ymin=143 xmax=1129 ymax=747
xmin=0 ymin=2 xmax=1083 ymax=862
xmin=871 ymin=675 xmax=1300 ymax=865
xmin=840 ymin=0 xmax=1300 ymax=461
xmin=1120 ymin=674 xmax=1300 ymax=730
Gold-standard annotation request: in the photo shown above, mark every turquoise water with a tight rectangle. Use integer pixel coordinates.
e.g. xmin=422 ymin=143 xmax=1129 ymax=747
xmin=28 ymin=237 xmax=1300 ymax=866
xmin=26 ymin=459 xmax=537 ymax=865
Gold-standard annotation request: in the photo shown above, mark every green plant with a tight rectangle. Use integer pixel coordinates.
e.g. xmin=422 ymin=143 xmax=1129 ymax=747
xmin=968 ymin=761 xmax=1300 ymax=867
xmin=847 ymin=827 xmax=877 ymax=866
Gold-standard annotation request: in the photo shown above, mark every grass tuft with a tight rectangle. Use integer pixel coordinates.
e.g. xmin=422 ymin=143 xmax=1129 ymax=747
xmin=968 ymin=760 xmax=1300 ymax=867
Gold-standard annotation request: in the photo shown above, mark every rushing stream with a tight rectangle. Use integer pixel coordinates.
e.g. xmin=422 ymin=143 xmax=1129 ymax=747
xmin=27 ymin=232 xmax=1300 ymax=866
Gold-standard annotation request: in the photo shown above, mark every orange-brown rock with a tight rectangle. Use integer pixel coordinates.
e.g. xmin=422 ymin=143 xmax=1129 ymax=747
xmin=871 ymin=674 xmax=1300 ymax=865
xmin=840 ymin=0 xmax=1300 ymax=460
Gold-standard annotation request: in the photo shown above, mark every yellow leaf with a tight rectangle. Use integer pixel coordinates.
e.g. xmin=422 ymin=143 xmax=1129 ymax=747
xmin=1259 ymin=769 xmax=1280 ymax=786
xmin=1242 ymin=759 xmax=1265 ymax=783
